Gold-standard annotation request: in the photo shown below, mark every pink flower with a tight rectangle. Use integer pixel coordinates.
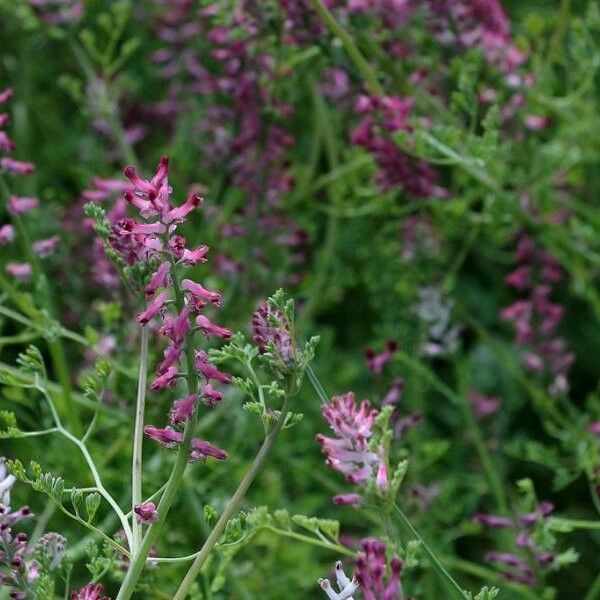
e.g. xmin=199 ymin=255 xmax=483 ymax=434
xmin=201 ymin=383 xmax=224 ymax=406
xmin=137 ymin=290 xmax=169 ymax=325
xmin=32 ymin=236 xmax=60 ymax=258
xmin=332 ymin=493 xmax=363 ymax=506
xmin=195 ymin=350 xmax=232 ymax=384
xmin=6 ymin=262 xmax=32 ymax=280
xmin=196 ymin=314 xmax=232 ymax=339
xmin=8 ymin=195 xmax=38 ymax=214
xmin=181 ymin=279 xmax=222 ymax=307
xmin=163 ymin=191 xmax=203 ymax=224
xmin=0 ymin=131 xmax=15 ymax=151
xmin=588 ymin=422 xmax=600 ymax=436
xmin=134 ymin=502 xmax=159 ymax=524
xmin=0 ymin=157 xmax=34 ymax=175
xmin=144 ymin=261 xmax=171 ymax=297
xmin=144 ymin=425 xmax=184 ymax=447
xmin=182 ymin=244 xmax=209 ymax=264
xmin=70 ymin=583 xmax=111 ymax=600
xmin=470 ymin=391 xmax=501 ymax=418
xmin=0 ymin=88 xmax=13 ymax=103
xmin=364 ymin=340 xmax=397 ymax=374
xmin=150 ymin=366 xmax=179 ymax=391
xmin=0 ymin=224 xmax=14 ymax=245
xmin=170 ymin=394 xmax=197 ymax=424
xmin=189 ymin=438 xmax=228 ymax=461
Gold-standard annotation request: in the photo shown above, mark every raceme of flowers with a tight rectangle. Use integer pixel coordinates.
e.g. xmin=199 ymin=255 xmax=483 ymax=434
xmin=107 ymin=156 xmax=231 ymax=464
xmin=317 ymin=392 xmax=388 ymax=505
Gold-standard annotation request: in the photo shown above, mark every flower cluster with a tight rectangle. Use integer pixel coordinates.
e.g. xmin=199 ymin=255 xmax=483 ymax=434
xmin=252 ymin=302 xmax=295 ymax=366
xmin=474 ymin=500 xmax=555 ymax=585
xmin=0 ymin=458 xmax=35 ymax=599
xmin=147 ymin=2 xmax=308 ymax=286
xmin=426 ymin=0 xmax=525 ymax=75
xmin=351 ymin=94 xmax=446 ymax=197
xmin=105 ymin=156 xmax=230 ymax=462
xmin=355 ymin=538 xmax=403 ymax=600
xmin=501 ymin=232 xmax=573 ymax=395
xmin=0 ymin=88 xmax=60 ymax=280
xmin=317 ymin=392 xmax=388 ymax=505
xmin=27 ymin=0 xmax=84 ymax=25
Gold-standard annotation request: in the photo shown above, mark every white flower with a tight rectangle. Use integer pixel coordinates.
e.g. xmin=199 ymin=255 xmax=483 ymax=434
xmin=318 ymin=561 xmax=358 ymax=600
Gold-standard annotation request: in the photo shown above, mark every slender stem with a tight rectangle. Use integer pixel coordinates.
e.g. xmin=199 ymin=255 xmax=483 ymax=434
xmin=456 ymin=363 xmax=508 ymax=515
xmin=551 ymin=517 xmax=600 ymax=530
xmin=393 ymin=504 xmax=468 ymax=600
xmin=131 ymin=326 xmax=149 ymax=555
xmin=116 ymin=258 xmax=200 ymax=600
xmin=307 ymin=365 xmax=329 ymax=404
xmin=37 ymin=383 xmax=132 ymax=546
xmin=172 ymin=395 xmax=292 ymax=600
xmin=306 ymin=0 xmax=384 ymax=96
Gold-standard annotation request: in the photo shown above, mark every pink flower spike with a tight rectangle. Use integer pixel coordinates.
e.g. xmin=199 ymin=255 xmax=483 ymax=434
xmin=134 ymin=502 xmax=159 ymax=524
xmin=8 ymin=196 xmax=39 ymax=214
xmin=32 ymin=236 xmax=60 ymax=258
xmin=195 ymin=351 xmax=232 ymax=384
xmin=201 ymin=383 xmax=223 ymax=406
xmin=6 ymin=262 xmax=32 ymax=280
xmin=0 ymin=157 xmax=35 ymax=175
xmin=163 ymin=191 xmax=203 ymax=224
xmin=181 ymin=278 xmax=222 ymax=307
xmin=145 ymin=261 xmax=171 ymax=297
xmin=144 ymin=425 xmax=183 ymax=447
xmin=189 ymin=438 xmax=228 ymax=461
xmin=170 ymin=394 xmax=197 ymax=424
xmin=196 ymin=314 xmax=232 ymax=339
xmin=182 ymin=244 xmax=209 ymax=265
xmin=0 ymin=224 xmax=15 ymax=245
xmin=150 ymin=365 xmax=179 ymax=391
xmin=137 ymin=290 xmax=169 ymax=325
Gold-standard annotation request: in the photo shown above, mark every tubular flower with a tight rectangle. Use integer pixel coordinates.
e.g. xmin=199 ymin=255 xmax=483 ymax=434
xmin=105 ymin=157 xmax=231 ymax=459
xmin=317 ymin=392 xmax=387 ymax=503
xmin=355 ymin=539 xmax=403 ymax=600
xmin=319 ymin=560 xmax=359 ymax=600
xmin=364 ymin=340 xmax=397 ymax=375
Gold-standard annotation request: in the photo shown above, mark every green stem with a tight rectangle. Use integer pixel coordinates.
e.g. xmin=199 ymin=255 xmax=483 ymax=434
xmin=131 ymin=326 xmax=149 ymax=555
xmin=172 ymin=395 xmax=293 ymax=600
xmin=306 ymin=0 xmax=384 ymax=96
xmin=393 ymin=504 xmax=468 ymax=600
xmin=552 ymin=517 xmax=600 ymax=530
xmin=307 ymin=365 xmax=329 ymax=404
